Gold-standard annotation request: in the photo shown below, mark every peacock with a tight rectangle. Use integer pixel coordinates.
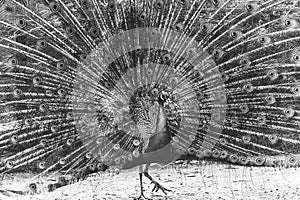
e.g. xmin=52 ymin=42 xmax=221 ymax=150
xmin=1 ymin=0 xmax=300 ymax=199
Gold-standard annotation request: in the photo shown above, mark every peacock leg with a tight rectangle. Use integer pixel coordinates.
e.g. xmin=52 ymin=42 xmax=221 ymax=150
xmin=143 ymin=164 xmax=171 ymax=195
xmin=135 ymin=165 xmax=151 ymax=200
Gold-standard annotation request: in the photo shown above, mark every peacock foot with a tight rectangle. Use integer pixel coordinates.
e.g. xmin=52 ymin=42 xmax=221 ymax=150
xmin=151 ymin=181 xmax=171 ymax=195
xmin=134 ymin=193 xmax=152 ymax=200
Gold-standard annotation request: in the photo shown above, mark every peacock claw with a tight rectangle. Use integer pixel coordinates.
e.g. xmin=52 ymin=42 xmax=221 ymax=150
xmin=134 ymin=194 xmax=151 ymax=200
xmin=151 ymin=181 xmax=171 ymax=195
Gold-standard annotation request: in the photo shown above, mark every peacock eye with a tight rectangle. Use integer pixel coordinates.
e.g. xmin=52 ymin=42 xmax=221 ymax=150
xmin=107 ymin=0 xmax=117 ymax=10
xmin=59 ymin=158 xmax=66 ymax=165
xmin=89 ymin=163 xmax=95 ymax=170
xmin=221 ymin=73 xmax=229 ymax=81
xmin=292 ymin=86 xmax=300 ymax=95
xmin=15 ymin=18 xmax=27 ymax=28
xmin=230 ymin=30 xmax=237 ymax=38
xmin=220 ymin=151 xmax=228 ymax=159
xmin=219 ymin=138 xmax=227 ymax=145
xmin=255 ymin=157 xmax=265 ymax=166
xmin=13 ymin=88 xmax=22 ymax=98
xmin=162 ymin=53 xmax=172 ymax=63
xmin=212 ymin=0 xmax=219 ymax=6
xmin=40 ymin=139 xmax=47 ymax=147
xmin=258 ymin=116 xmax=266 ymax=124
xmin=58 ymin=88 xmax=66 ymax=97
xmin=49 ymin=2 xmax=59 ymax=12
xmin=5 ymin=161 xmax=13 ymax=169
xmin=292 ymin=54 xmax=300 ymax=62
xmin=29 ymin=183 xmax=37 ymax=191
xmin=66 ymin=27 xmax=75 ymax=36
xmin=268 ymin=135 xmax=278 ymax=144
xmin=37 ymin=40 xmax=47 ymax=49
xmin=139 ymin=12 xmax=147 ymax=21
xmin=267 ymin=69 xmax=278 ymax=80
xmin=90 ymin=27 xmax=99 ymax=37
xmin=244 ymin=83 xmax=254 ymax=93
xmin=24 ymin=118 xmax=32 ymax=126
xmin=245 ymin=3 xmax=253 ymax=11
xmin=289 ymin=156 xmax=298 ymax=165
xmin=265 ymin=95 xmax=276 ymax=105
xmin=86 ymin=152 xmax=92 ymax=159
xmin=57 ymin=62 xmax=65 ymax=70
xmin=113 ymin=144 xmax=120 ymax=150
xmin=38 ymin=161 xmax=46 ymax=169
xmin=10 ymin=135 xmax=18 ymax=144
xmin=240 ymin=104 xmax=249 ymax=113
xmin=8 ymin=57 xmax=18 ymax=65
xmin=174 ymin=22 xmax=184 ymax=32
xmin=154 ymin=0 xmax=163 ymax=9
xmin=187 ymin=147 xmax=196 ymax=155
xmin=258 ymin=36 xmax=268 ymax=44
xmin=58 ymin=176 xmax=66 ymax=184
xmin=242 ymin=136 xmax=251 ymax=144
xmin=239 ymin=57 xmax=249 ymax=65
xmin=45 ymin=90 xmax=53 ymax=97
xmin=133 ymin=139 xmax=140 ymax=146
xmin=284 ymin=108 xmax=295 ymax=118
xmin=176 ymin=0 xmax=189 ymax=6
xmin=80 ymin=0 xmax=89 ymax=8
xmin=50 ymin=125 xmax=58 ymax=132
xmin=212 ymin=49 xmax=224 ymax=59
xmin=239 ymin=156 xmax=249 ymax=165
xmin=284 ymin=19 xmax=292 ymax=27
xmin=229 ymin=154 xmax=238 ymax=163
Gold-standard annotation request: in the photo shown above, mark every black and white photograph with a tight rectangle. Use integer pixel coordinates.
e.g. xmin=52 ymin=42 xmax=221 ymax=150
xmin=1 ymin=0 xmax=300 ymax=199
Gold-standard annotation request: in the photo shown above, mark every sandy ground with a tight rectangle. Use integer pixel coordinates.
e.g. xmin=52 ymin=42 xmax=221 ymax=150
xmin=1 ymin=162 xmax=300 ymax=200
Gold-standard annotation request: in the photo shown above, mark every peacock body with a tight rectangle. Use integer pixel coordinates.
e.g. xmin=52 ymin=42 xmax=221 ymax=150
xmin=1 ymin=0 xmax=300 ymax=197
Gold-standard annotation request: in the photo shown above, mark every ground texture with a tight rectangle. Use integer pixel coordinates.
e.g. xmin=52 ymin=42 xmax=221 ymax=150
xmin=1 ymin=162 xmax=300 ymax=200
